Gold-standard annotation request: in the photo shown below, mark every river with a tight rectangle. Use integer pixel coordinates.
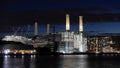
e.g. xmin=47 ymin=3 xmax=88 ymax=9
xmin=0 ymin=55 xmax=120 ymax=68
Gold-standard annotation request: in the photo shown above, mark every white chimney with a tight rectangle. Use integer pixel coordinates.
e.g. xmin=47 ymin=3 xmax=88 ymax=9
xmin=79 ymin=16 xmax=83 ymax=32
xmin=47 ymin=24 xmax=50 ymax=34
xmin=34 ymin=22 xmax=38 ymax=35
xmin=66 ymin=14 xmax=70 ymax=31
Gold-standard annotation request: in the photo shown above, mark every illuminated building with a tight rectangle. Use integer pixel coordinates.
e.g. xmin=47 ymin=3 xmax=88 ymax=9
xmin=87 ymin=36 xmax=114 ymax=53
xmin=58 ymin=14 xmax=88 ymax=53
xmin=73 ymin=16 xmax=87 ymax=52
xmin=58 ymin=14 xmax=74 ymax=53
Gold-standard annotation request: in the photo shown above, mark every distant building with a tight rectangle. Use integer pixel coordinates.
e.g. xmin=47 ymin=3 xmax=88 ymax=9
xmin=57 ymin=14 xmax=88 ymax=53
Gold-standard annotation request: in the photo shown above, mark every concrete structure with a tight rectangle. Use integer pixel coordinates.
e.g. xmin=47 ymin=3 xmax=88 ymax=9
xmin=73 ymin=16 xmax=87 ymax=52
xmin=58 ymin=14 xmax=74 ymax=53
xmin=58 ymin=31 xmax=74 ymax=53
xmin=66 ymin=14 xmax=70 ymax=31
xmin=34 ymin=22 xmax=38 ymax=35
xmin=58 ymin=14 xmax=88 ymax=53
xmin=73 ymin=33 xmax=87 ymax=52
xmin=47 ymin=24 xmax=50 ymax=34
xmin=79 ymin=16 xmax=83 ymax=32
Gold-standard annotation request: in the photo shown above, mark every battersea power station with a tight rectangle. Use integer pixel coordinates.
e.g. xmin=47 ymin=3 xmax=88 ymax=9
xmin=57 ymin=14 xmax=88 ymax=53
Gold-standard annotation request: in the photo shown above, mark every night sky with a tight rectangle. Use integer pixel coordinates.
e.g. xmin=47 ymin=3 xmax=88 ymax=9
xmin=1 ymin=0 xmax=120 ymax=33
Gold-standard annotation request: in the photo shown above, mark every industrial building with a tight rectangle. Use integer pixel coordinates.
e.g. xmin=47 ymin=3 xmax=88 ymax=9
xmin=2 ymin=14 xmax=119 ymax=54
xmin=57 ymin=14 xmax=88 ymax=53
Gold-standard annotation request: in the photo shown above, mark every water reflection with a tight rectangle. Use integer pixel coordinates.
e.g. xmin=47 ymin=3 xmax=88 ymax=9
xmin=3 ymin=55 xmax=36 ymax=68
xmin=35 ymin=55 xmax=61 ymax=68
xmin=1 ymin=55 xmax=120 ymax=68
xmin=59 ymin=55 xmax=89 ymax=68
xmin=35 ymin=55 xmax=89 ymax=68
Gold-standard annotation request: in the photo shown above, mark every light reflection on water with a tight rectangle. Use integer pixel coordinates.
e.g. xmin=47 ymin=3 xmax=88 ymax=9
xmin=59 ymin=55 xmax=88 ymax=68
xmin=0 ymin=55 xmax=120 ymax=68
xmin=2 ymin=55 xmax=36 ymax=68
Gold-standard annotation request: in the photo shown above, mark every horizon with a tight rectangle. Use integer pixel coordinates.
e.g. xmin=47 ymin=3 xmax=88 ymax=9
xmin=1 ymin=22 xmax=120 ymax=34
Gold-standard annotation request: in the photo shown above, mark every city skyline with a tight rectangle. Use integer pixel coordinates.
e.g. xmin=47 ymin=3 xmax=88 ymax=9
xmin=1 ymin=22 xmax=120 ymax=34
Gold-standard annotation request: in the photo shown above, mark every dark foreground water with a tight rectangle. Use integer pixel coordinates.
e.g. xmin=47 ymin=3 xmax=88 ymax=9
xmin=0 ymin=55 xmax=120 ymax=68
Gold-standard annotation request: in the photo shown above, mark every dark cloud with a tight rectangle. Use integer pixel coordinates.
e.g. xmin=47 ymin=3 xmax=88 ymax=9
xmin=1 ymin=0 xmax=120 ymax=25
xmin=1 ymin=0 xmax=120 ymax=11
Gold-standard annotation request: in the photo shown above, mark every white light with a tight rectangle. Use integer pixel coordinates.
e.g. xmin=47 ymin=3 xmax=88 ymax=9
xmin=79 ymin=16 xmax=83 ymax=32
xmin=31 ymin=51 xmax=33 ymax=54
xmin=66 ymin=14 xmax=70 ymax=31
xmin=14 ymin=52 xmax=17 ymax=54
xmin=33 ymin=55 xmax=36 ymax=57
xmin=31 ymin=55 xmax=33 ymax=58
xmin=63 ymin=51 xmax=65 ymax=54
xmin=22 ymin=52 xmax=24 ymax=54
xmin=60 ymin=50 xmax=65 ymax=54
xmin=22 ymin=55 xmax=24 ymax=58
xmin=5 ymin=55 xmax=8 ymax=58
xmin=33 ymin=50 xmax=36 ymax=53
xmin=4 ymin=49 xmax=10 ymax=54
xmin=30 ymin=50 xmax=36 ymax=54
